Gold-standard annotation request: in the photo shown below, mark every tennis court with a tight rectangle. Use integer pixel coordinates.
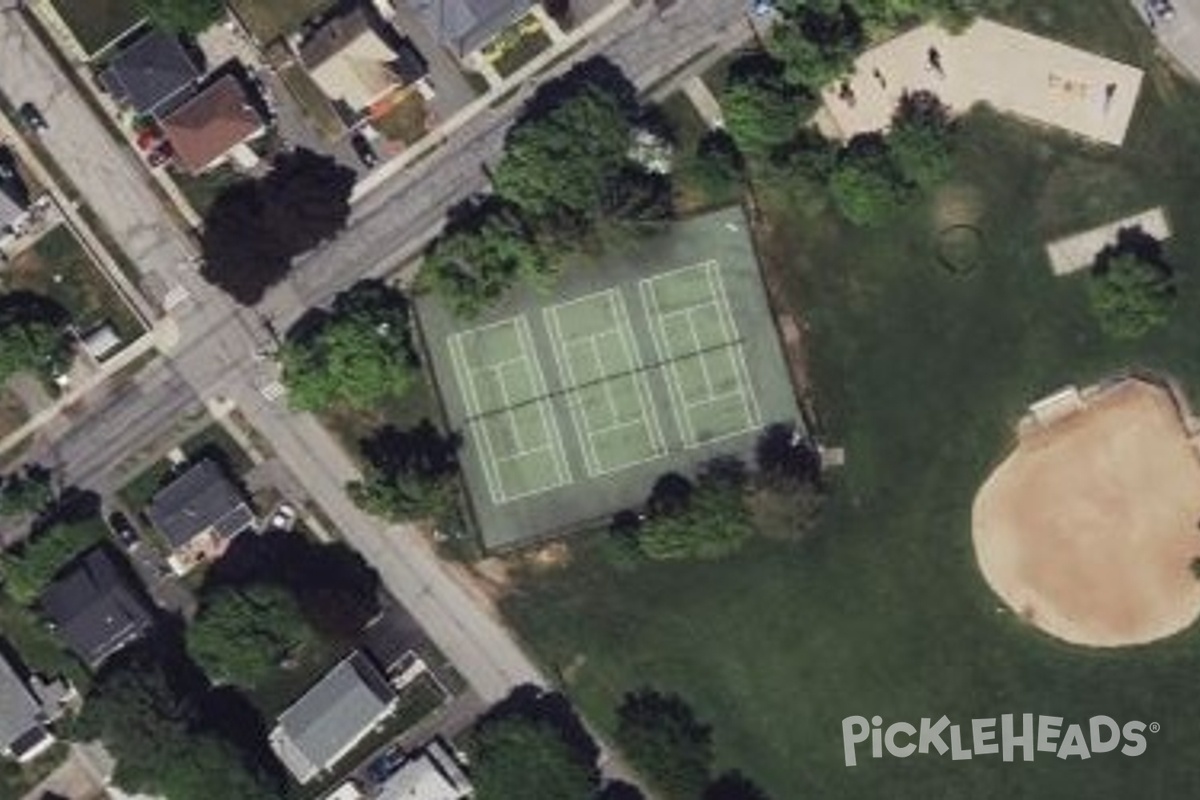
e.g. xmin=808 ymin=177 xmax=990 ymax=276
xmin=544 ymin=289 xmax=667 ymax=476
xmin=641 ymin=261 xmax=762 ymax=448
xmin=447 ymin=317 xmax=572 ymax=503
xmin=419 ymin=207 xmax=802 ymax=549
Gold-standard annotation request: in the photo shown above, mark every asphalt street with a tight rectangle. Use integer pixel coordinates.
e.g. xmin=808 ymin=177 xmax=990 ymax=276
xmin=0 ymin=0 xmax=754 ymax=741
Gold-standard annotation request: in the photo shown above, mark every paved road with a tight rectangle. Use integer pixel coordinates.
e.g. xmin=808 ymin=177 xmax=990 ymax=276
xmin=3 ymin=0 xmax=753 ymax=728
xmin=1135 ymin=0 xmax=1200 ymax=79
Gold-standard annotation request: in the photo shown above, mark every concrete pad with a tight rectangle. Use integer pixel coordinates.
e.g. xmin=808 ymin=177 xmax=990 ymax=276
xmin=683 ymin=76 xmax=725 ymax=129
xmin=1045 ymin=206 xmax=1171 ymax=275
xmin=821 ymin=18 xmax=1144 ymax=146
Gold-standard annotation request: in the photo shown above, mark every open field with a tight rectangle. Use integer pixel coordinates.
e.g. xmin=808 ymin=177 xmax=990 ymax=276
xmin=975 ymin=378 xmax=1200 ymax=647
xmin=502 ymin=2 xmax=1200 ymax=797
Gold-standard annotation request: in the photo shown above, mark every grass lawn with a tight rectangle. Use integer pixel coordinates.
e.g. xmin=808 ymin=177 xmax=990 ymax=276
xmin=171 ymin=165 xmax=242 ymax=217
xmin=657 ymin=93 xmax=742 ymax=214
xmin=50 ymin=0 xmax=142 ymax=55
xmin=501 ymin=2 xmax=1200 ymax=797
xmin=319 ymin=379 xmax=441 ymax=463
xmin=227 ymin=0 xmax=334 ymax=44
xmin=5 ymin=225 xmax=144 ymax=342
xmin=490 ymin=27 xmax=553 ymax=79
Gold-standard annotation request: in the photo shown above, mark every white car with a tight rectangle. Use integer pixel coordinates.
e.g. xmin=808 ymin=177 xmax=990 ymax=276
xmin=269 ymin=503 xmax=297 ymax=532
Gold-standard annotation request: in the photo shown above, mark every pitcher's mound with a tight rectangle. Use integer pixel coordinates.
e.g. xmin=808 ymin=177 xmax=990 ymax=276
xmin=973 ymin=378 xmax=1200 ymax=647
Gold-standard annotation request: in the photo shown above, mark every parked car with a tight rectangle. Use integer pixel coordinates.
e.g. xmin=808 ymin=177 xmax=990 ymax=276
xmin=268 ymin=502 xmax=297 ymax=532
xmin=350 ymin=132 xmax=378 ymax=169
xmin=365 ymin=744 xmax=405 ymax=784
xmin=1146 ymin=0 xmax=1175 ymax=21
xmin=107 ymin=512 xmax=140 ymax=550
xmin=18 ymin=102 xmax=48 ymax=133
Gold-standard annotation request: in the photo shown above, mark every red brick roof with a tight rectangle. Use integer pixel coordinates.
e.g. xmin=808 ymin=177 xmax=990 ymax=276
xmin=161 ymin=75 xmax=265 ymax=174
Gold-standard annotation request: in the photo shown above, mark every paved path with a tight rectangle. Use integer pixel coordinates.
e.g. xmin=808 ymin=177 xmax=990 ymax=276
xmin=820 ymin=18 xmax=1144 ymax=146
xmin=683 ymin=75 xmax=724 ymax=129
xmin=1045 ymin=206 xmax=1171 ymax=275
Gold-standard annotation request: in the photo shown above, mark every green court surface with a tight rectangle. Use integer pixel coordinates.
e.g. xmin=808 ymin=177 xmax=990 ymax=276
xmin=418 ymin=207 xmax=802 ymax=549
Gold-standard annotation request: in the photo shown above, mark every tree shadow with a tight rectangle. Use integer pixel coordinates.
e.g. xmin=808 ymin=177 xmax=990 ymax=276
xmin=755 ymin=423 xmax=821 ymax=486
xmin=1094 ymin=226 xmax=1172 ymax=276
xmin=480 ymin=684 xmax=601 ymax=776
xmin=513 ymin=56 xmax=638 ymax=127
xmin=203 ymin=531 xmax=382 ymax=641
xmin=358 ymin=419 xmax=461 ymax=479
xmin=704 ymin=771 xmax=773 ymax=800
xmin=0 ymin=291 xmax=70 ymax=329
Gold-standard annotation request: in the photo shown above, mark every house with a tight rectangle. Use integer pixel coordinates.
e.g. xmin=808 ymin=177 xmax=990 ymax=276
xmin=299 ymin=6 xmax=427 ymax=121
xmin=160 ymin=74 xmax=267 ymax=174
xmin=406 ymin=0 xmax=532 ymax=58
xmin=376 ymin=739 xmax=471 ymax=800
xmin=0 ymin=147 xmax=32 ymax=245
xmin=0 ymin=646 xmax=70 ymax=763
xmin=145 ymin=458 xmax=255 ymax=576
xmin=99 ymin=29 xmax=202 ymax=115
xmin=269 ymin=651 xmax=398 ymax=784
xmin=40 ymin=547 xmax=154 ymax=669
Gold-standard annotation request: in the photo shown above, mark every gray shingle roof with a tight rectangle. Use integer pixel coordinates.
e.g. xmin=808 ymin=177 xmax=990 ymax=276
xmin=40 ymin=548 xmax=153 ymax=669
xmin=146 ymin=459 xmax=254 ymax=549
xmin=99 ymin=29 xmax=201 ymax=114
xmin=406 ymin=0 xmax=531 ymax=56
xmin=270 ymin=651 xmax=396 ymax=782
xmin=0 ymin=649 xmax=46 ymax=758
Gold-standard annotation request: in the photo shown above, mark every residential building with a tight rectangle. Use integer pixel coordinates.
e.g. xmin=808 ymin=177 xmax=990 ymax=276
xmin=376 ymin=739 xmax=472 ymax=800
xmin=99 ymin=29 xmax=203 ymax=115
xmin=40 ymin=547 xmax=154 ymax=669
xmin=406 ymin=0 xmax=532 ymax=58
xmin=160 ymin=74 xmax=267 ymax=174
xmin=299 ymin=6 xmax=428 ymax=122
xmin=270 ymin=651 xmax=399 ymax=784
xmin=145 ymin=458 xmax=255 ymax=576
xmin=0 ymin=646 xmax=70 ymax=763
xmin=0 ymin=146 xmax=32 ymax=246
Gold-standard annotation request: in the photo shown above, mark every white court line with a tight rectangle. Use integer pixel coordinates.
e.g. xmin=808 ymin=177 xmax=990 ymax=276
xmin=516 ymin=315 xmax=573 ymax=489
xmin=684 ymin=308 xmax=717 ymax=398
xmin=705 ymin=261 xmax=763 ymax=426
xmin=640 ymin=279 xmax=696 ymax=447
xmin=448 ymin=333 xmax=504 ymax=504
xmin=642 ymin=259 xmax=720 ymax=312
xmin=587 ymin=338 xmax=620 ymax=421
xmin=493 ymin=363 xmax=528 ymax=453
xmin=612 ymin=290 xmax=667 ymax=455
xmin=543 ymin=305 xmax=600 ymax=476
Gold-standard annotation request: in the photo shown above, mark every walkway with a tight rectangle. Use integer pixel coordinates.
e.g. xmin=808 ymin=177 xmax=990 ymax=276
xmin=1045 ymin=206 xmax=1171 ymax=275
xmin=820 ymin=18 xmax=1144 ymax=146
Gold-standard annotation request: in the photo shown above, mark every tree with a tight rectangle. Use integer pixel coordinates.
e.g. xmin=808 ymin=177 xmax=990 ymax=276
xmin=637 ymin=463 xmax=754 ymax=561
xmin=137 ymin=0 xmax=224 ymax=33
xmin=469 ymin=688 xmax=600 ymax=800
xmin=888 ymin=91 xmax=952 ymax=190
xmin=349 ymin=421 xmax=462 ymax=524
xmin=201 ymin=149 xmax=355 ymax=306
xmin=492 ymin=70 xmax=637 ymax=222
xmin=0 ymin=521 xmax=103 ymax=605
xmin=828 ymin=139 xmax=909 ymax=227
xmin=0 ymin=320 xmax=67 ymax=384
xmin=1087 ymin=252 xmax=1176 ymax=339
xmin=73 ymin=658 xmax=280 ymax=800
xmin=704 ymin=771 xmax=773 ymax=800
xmin=420 ymin=199 xmax=553 ymax=317
xmin=681 ymin=131 xmax=745 ymax=202
xmin=0 ymin=467 xmax=54 ymax=518
xmin=616 ymin=690 xmax=713 ymax=800
xmin=769 ymin=2 xmax=863 ymax=89
xmin=186 ymin=584 xmax=316 ymax=688
xmin=722 ymin=57 xmax=810 ymax=158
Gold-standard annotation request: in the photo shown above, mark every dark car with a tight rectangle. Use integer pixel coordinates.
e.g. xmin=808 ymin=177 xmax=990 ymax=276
xmin=350 ymin=132 xmax=379 ymax=169
xmin=107 ymin=512 xmax=140 ymax=550
xmin=18 ymin=102 xmax=48 ymax=133
xmin=365 ymin=744 xmax=405 ymax=784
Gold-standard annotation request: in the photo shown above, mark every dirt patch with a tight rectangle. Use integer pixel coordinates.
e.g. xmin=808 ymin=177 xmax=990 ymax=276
xmin=972 ymin=378 xmax=1200 ymax=647
xmin=932 ymin=182 xmax=985 ymax=229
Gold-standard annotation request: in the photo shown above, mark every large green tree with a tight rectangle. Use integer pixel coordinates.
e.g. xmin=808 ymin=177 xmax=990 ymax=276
xmin=616 ymin=690 xmax=714 ymax=800
xmin=349 ymin=421 xmax=461 ymax=525
xmin=186 ymin=584 xmax=316 ymax=688
xmin=492 ymin=82 xmax=636 ymax=221
xmin=828 ymin=141 xmax=909 ymax=227
xmin=281 ymin=281 xmax=418 ymax=410
xmin=1087 ymin=252 xmax=1176 ymax=339
xmin=469 ymin=690 xmax=600 ymax=800
xmin=73 ymin=659 xmax=280 ymax=800
xmin=637 ymin=465 xmax=754 ymax=561
xmin=888 ymin=91 xmax=953 ymax=190
xmin=0 ymin=321 xmax=67 ymax=384
xmin=0 ymin=467 xmax=54 ymax=518
xmin=722 ymin=69 xmax=807 ymax=158
xmin=0 ymin=520 xmax=103 ymax=605
xmin=137 ymin=0 xmax=224 ymax=33
xmin=769 ymin=1 xmax=863 ymax=89
xmin=420 ymin=200 xmax=552 ymax=317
